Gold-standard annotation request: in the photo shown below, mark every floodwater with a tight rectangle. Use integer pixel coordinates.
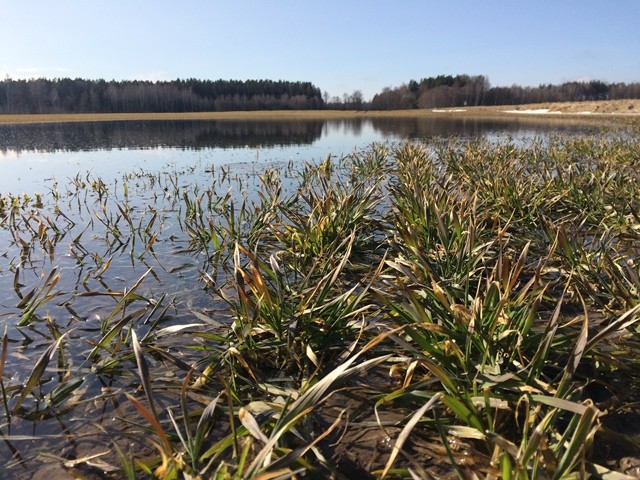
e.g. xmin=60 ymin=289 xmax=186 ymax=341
xmin=0 ymin=116 xmax=606 ymax=474
xmin=0 ymin=116 xmax=600 ymax=194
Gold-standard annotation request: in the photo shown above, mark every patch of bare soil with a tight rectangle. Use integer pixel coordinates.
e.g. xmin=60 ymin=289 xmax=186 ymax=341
xmin=315 ymin=366 xmax=640 ymax=479
xmin=315 ymin=370 xmax=494 ymax=479
xmin=587 ymin=370 xmax=640 ymax=478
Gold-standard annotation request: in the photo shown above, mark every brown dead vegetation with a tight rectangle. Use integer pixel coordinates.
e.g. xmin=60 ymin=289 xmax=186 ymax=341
xmin=0 ymin=99 xmax=638 ymax=125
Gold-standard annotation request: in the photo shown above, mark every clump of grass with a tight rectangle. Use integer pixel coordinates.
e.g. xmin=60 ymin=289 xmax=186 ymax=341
xmin=372 ymin=139 xmax=640 ymax=478
xmin=270 ymin=152 xmax=387 ymax=269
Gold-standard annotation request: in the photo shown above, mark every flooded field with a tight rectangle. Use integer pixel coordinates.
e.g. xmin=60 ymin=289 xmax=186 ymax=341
xmin=1 ymin=117 xmax=639 ymax=478
xmin=0 ymin=116 xmax=602 ymax=194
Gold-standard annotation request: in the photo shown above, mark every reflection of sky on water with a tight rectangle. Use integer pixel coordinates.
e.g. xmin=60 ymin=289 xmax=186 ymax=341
xmin=0 ymin=121 xmax=390 ymax=194
xmin=0 ymin=117 xmax=599 ymax=195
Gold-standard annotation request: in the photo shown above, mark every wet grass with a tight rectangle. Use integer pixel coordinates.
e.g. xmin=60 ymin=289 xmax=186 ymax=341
xmin=1 ymin=131 xmax=640 ymax=478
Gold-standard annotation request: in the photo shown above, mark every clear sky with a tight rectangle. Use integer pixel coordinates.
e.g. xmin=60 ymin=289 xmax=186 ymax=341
xmin=1 ymin=0 xmax=639 ymax=100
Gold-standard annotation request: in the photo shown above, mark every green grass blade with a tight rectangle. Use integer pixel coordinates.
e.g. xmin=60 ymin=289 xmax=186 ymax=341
xmin=552 ymin=405 xmax=599 ymax=479
xmin=12 ymin=333 xmax=67 ymax=414
xmin=131 ymin=330 xmax=158 ymax=419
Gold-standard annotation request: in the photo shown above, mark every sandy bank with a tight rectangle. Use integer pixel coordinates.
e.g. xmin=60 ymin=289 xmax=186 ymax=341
xmin=468 ymin=98 xmax=640 ymax=115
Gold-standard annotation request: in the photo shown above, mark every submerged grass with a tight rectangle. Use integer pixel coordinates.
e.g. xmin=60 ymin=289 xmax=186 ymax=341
xmin=1 ymin=131 xmax=640 ymax=478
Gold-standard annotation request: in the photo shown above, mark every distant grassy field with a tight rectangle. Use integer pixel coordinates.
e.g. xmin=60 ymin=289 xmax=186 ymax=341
xmin=0 ymin=110 xmax=369 ymax=124
xmin=1 ymin=99 xmax=638 ymax=124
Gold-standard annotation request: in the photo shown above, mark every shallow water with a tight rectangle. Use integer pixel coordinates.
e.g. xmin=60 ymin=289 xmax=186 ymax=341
xmin=0 ymin=116 xmax=606 ymax=385
xmin=0 ymin=117 xmax=600 ymax=194
xmin=0 ymin=116 xmax=609 ymax=473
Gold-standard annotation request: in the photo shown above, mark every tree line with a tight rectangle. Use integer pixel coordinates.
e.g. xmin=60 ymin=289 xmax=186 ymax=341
xmin=2 ymin=75 xmax=639 ymax=114
xmin=370 ymin=74 xmax=640 ymax=110
xmin=0 ymin=78 xmax=324 ymax=114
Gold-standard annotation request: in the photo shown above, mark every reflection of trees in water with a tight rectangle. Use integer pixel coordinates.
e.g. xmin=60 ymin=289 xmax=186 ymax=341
xmin=368 ymin=116 xmax=597 ymax=139
xmin=322 ymin=118 xmax=364 ymax=136
xmin=0 ymin=117 xmax=599 ymax=154
xmin=0 ymin=120 xmax=325 ymax=153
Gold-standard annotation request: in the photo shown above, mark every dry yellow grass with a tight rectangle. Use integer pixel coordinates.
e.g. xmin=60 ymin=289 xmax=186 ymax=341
xmin=466 ymin=98 xmax=640 ymax=115
xmin=0 ymin=99 xmax=638 ymax=124
xmin=0 ymin=111 xmax=362 ymax=124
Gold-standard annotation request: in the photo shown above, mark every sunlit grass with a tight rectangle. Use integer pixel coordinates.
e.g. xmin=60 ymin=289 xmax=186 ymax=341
xmin=0 ymin=132 xmax=639 ymax=478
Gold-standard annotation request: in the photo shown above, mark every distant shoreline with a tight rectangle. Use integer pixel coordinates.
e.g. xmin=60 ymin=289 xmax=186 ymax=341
xmin=1 ymin=99 xmax=638 ymax=124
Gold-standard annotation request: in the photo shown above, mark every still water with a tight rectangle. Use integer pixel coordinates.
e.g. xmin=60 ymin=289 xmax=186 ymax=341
xmin=0 ymin=116 xmax=600 ymax=194
xmin=0 ymin=116 xmax=605 ymax=473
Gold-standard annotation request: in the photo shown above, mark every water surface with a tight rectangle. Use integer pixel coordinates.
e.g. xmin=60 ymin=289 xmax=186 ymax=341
xmin=0 ymin=115 xmax=612 ymax=472
xmin=0 ymin=116 xmax=601 ymax=194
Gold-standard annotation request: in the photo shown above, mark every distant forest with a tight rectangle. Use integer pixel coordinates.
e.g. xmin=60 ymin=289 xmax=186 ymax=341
xmin=369 ymin=75 xmax=640 ymax=110
xmin=1 ymin=75 xmax=640 ymax=114
xmin=0 ymin=78 xmax=324 ymax=114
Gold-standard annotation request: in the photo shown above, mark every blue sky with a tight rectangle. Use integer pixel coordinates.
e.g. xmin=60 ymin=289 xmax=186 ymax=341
xmin=1 ymin=1 xmax=639 ymax=100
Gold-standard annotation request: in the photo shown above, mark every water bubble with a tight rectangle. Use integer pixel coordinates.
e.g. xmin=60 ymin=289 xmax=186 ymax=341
xmin=376 ymin=435 xmax=393 ymax=452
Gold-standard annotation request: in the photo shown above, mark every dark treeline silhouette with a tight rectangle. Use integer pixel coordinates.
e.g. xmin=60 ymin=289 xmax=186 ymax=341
xmin=371 ymin=75 xmax=489 ymax=109
xmin=0 ymin=78 xmax=324 ymax=114
xmin=370 ymin=74 xmax=640 ymax=110
xmin=2 ymin=75 xmax=640 ymax=114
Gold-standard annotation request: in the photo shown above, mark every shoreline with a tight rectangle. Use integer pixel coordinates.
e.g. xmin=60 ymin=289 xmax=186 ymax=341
xmin=1 ymin=99 xmax=639 ymax=125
